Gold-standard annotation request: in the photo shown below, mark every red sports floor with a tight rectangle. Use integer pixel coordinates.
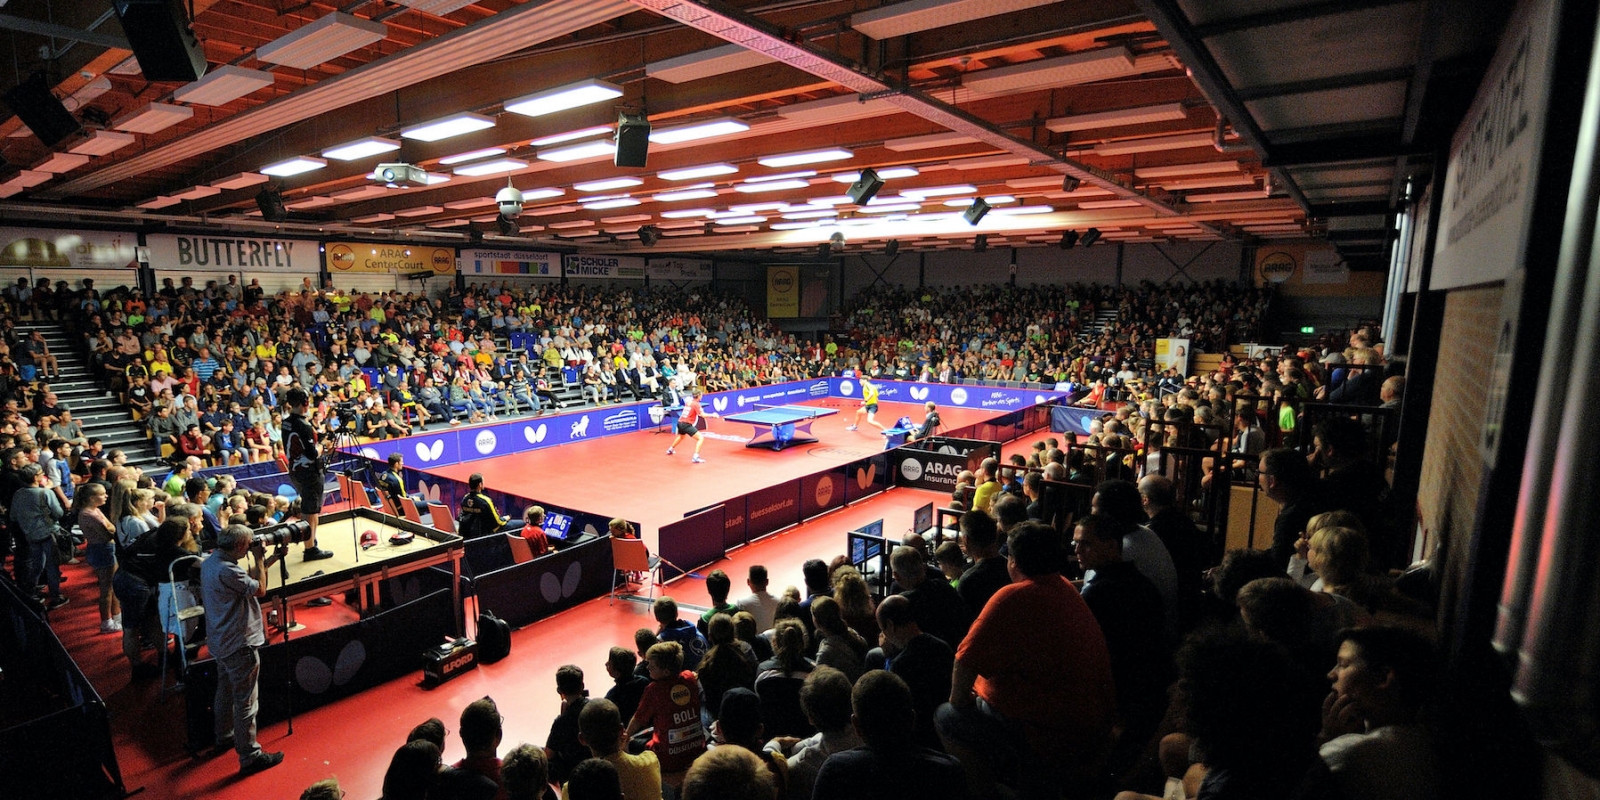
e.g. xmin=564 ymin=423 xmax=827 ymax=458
xmin=44 ymin=398 xmax=1043 ymax=799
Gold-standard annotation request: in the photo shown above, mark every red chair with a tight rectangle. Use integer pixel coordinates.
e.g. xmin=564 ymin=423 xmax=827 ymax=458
xmin=399 ymin=496 xmax=423 ymax=524
xmin=507 ymin=533 xmax=535 ymax=564
xmin=609 ymin=537 xmax=683 ymax=605
xmin=427 ymin=503 xmax=456 ymax=534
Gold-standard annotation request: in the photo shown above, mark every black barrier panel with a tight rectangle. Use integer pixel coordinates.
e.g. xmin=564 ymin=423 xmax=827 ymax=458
xmin=463 ymin=534 xmax=515 ymax=576
xmin=721 ymin=495 xmax=748 ymax=550
xmin=746 ymin=480 xmax=803 ymax=542
xmin=661 ymin=505 xmax=726 ymax=579
xmin=844 ymin=452 xmax=892 ymax=504
xmin=892 ymin=448 xmax=969 ymax=493
xmin=185 ymin=588 xmax=457 ymax=729
xmin=800 ymin=466 xmax=849 ymax=521
xmin=383 ymin=564 xmax=461 ymax=609
xmin=473 ymin=536 xmax=616 ymax=629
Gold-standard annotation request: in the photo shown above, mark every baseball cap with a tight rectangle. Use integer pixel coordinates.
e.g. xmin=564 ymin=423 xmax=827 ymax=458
xmin=360 ymin=529 xmax=379 ymax=549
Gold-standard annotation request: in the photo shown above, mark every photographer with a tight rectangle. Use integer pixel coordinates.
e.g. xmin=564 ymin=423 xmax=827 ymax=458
xmin=200 ymin=523 xmax=283 ymax=775
xmin=282 ymin=388 xmax=333 ymax=561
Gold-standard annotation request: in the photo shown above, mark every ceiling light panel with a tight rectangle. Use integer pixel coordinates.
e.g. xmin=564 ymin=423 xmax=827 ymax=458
xmin=901 ymin=184 xmax=976 ymax=198
xmin=260 ymin=156 xmax=327 ymax=177
xmin=832 ymin=167 xmax=919 ymax=183
xmin=113 ymin=102 xmax=193 ymax=134
xmin=746 ymin=171 xmax=817 ymax=183
xmin=658 ymin=163 xmax=738 ymax=181
xmin=734 ymin=180 xmax=810 ymax=193
xmin=439 ymin=147 xmax=508 ymax=165
xmin=210 ymin=172 xmax=269 ymax=190
xmin=649 ymin=117 xmax=750 ymax=144
xmin=1046 ymin=102 xmax=1188 ymax=133
xmin=758 ymin=149 xmax=852 ymax=168
xmin=584 ymin=198 xmax=641 ymax=210
xmin=322 ymin=136 xmax=402 ymax=161
xmin=255 ymin=12 xmax=388 ymax=70
xmin=537 ymin=139 xmax=615 ymax=162
xmin=172 ymin=65 xmax=276 ymax=107
xmin=453 ymin=158 xmax=527 ymax=176
xmin=518 ymin=188 xmax=566 ymax=200
xmin=963 ymin=47 xmax=1136 ymax=95
xmin=504 ymin=78 xmax=622 ymax=117
xmin=715 ymin=215 xmax=767 ymax=225
xmin=661 ymin=208 xmax=713 ymax=218
xmin=646 ymin=43 xmax=774 ymax=83
xmin=401 ymin=113 xmax=496 ymax=142
xmin=851 ymin=0 xmax=1060 ymax=38
xmin=574 ymin=177 xmax=643 ymax=192
xmin=68 ymin=130 xmax=136 ymax=156
xmin=654 ymin=188 xmax=719 ymax=202
xmin=884 ymin=131 xmax=980 ymax=151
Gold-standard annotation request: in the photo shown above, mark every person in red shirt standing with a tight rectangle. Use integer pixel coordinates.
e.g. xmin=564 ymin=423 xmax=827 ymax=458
xmin=625 ymin=641 xmax=706 ymax=786
xmin=938 ymin=520 xmax=1115 ymax=799
xmin=666 ymin=388 xmax=710 ymax=464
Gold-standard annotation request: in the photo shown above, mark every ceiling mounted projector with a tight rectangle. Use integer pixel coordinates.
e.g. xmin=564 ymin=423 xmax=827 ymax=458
xmin=373 ymin=162 xmax=428 ymax=188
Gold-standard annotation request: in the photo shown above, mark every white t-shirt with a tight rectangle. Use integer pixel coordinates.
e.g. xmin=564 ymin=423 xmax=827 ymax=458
xmin=1320 ymin=723 xmax=1438 ymax=800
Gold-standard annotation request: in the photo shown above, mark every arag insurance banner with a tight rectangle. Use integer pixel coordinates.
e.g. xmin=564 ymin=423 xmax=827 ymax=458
xmin=325 ymin=241 xmax=455 ymax=275
xmin=0 ymin=227 xmax=137 ymax=268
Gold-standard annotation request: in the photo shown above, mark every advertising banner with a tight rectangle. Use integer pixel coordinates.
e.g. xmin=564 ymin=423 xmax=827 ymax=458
xmin=325 ymin=241 xmax=455 ymax=274
xmin=646 ymin=257 xmax=713 ymax=281
xmin=563 ymin=254 xmax=646 ymax=280
xmin=844 ymin=453 xmax=891 ymax=503
xmin=349 ymin=403 xmax=651 ymax=466
xmin=1303 ymin=250 xmax=1350 ymax=284
xmin=1156 ymin=339 xmax=1190 ymax=376
xmin=744 ymin=482 xmax=801 ymax=542
xmin=800 ymin=467 xmax=848 ymax=521
xmin=892 ymin=448 xmax=971 ymax=493
xmin=145 ymin=233 xmax=309 ymax=271
xmin=0 ymin=227 xmax=137 ymax=269
xmin=767 ymin=266 xmax=800 ymax=317
xmin=831 ymin=378 xmax=1067 ymax=411
xmin=460 ymin=248 xmax=559 ymax=278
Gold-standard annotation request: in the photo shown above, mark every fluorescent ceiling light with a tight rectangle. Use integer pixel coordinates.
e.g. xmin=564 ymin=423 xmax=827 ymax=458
xmin=746 ymin=170 xmax=816 ymax=183
xmin=173 ymin=65 xmax=275 ymax=106
xmin=1133 ymin=161 xmax=1240 ymax=179
xmin=137 ymin=195 xmax=181 ymax=209
xmin=851 ymin=0 xmax=1060 ymax=39
xmin=530 ymin=126 xmax=611 ymax=147
xmin=537 ymin=139 xmax=615 ymax=162
xmin=865 ymin=195 xmax=916 ymax=205
xmin=901 ymin=184 xmax=976 ymax=198
xmin=255 ymin=12 xmax=387 ymax=71
xmin=577 ymin=194 xmax=629 ymax=203
xmin=646 ymin=44 xmax=774 ymax=84
xmin=113 ymin=102 xmax=194 ymax=134
xmin=661 ymin=208 xmax=714 ymax=218
xmin=583 ymin=198 xmax=641 ymax=210
xmin=963 ymin=47 xmax=1136 ymax=95
xmin=68 ymin=130 xmax=136 ymax=156
xmin=211 ymin=172 xmax=270 ymax=190
xmin=519 ymin=187 xmax=566 ymax=200
xmin=649 ymin=117 xmax=750 ymax=144
xmin=831 ymin=167 xmax=919 ymax=183
xmin=860 ymin=203 xmax=921 ymax=213
xmin=504 ymin=78 xmax=622 ymax=117
xmin=806 ymin=195 xmax=854 ymax=205
xmin=1046 ymin=103 xmax=1188 ymax=133
xmin=172 ymin=185 xmax=222 ymax=200
xmin=943 ymin=195 xmax=1013 ymax=206
xmin=574 ymin=177 xmax=642 ymax=192
xmin=423 ymin=173 xmax=452 ymax=185
xmin=453 ymin=158 xmax=527 ymax=176
xmin=33 ymin=152 xmax=91 ymax=173
xmin=759 ymin=149 xmax=852 ymax=168
xmin=729 ymin=202 xmax=787 ymax=213
xmin=772 ymin=220 xmax=825 ymax=230
xmin=884 ymin=131 xmax=979 ymax=151
xmin=1093 ymin=132 xmax=1217 ymax=156
xmin=322 ymin=136 xmax=402 ymax=161
xmin=715 ymin=215 xmax=767 ymax=225
xmin=261 ymin=156 xmax=327 ymax=177
xmin=658 ymin=163 xmax=738 ymax=181
xmin=402 ymin=113 xmax=496 ymax=142
xmin=735 ymin=179 xmax=809 ymax=193
xmin=654 ymin=188 xmax=719 ymax=202
xmin=991 ymin=204 xmax=1053 ymax=215
xmin=439 ymin=147 xmax=508 ymax=165
xmin=782 ymin=208 xmax=838 ymax=220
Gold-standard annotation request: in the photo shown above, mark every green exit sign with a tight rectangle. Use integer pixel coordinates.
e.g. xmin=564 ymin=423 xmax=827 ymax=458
xmin=1300 ymin=326 xmax=1315 ymax=334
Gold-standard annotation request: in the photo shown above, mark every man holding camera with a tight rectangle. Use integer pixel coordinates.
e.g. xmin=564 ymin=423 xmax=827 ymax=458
xmin=282 ymin=387 xmax=332 ymax=561
xmin=201 ymin=523 xmax=283 ymax=775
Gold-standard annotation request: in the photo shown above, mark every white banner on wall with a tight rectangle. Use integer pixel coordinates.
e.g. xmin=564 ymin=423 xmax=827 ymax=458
xmin=1431 ymin=0 xmax=1556 ymax=289
xmin=646 ymin=257 xmax=713 ymax=281
xmin=1303 ymin=250 xmax=1350 ymax=284
xmin=0 ymin=227 xmax=137 ymax=269
xmin=146 ymin=233 xmax=313 ymax=271
xmin=563 ymin=254 xmax=647 ymax=280
xmin=459 ymin=248 xmax=560 ymax=278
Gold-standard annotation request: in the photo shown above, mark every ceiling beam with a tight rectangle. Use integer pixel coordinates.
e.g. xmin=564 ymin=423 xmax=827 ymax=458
xmin=0 ymin=12 xmax=129 ymax=50
xmin=1234 ymin=67 xmax=1413 ymax=102
xmin=1309 ymin=201 xmax=1392 ymax=217
xmin=1264 ymin=135 xmax=1430 ymax=168
xmin=1190 ymin=0 xmax=1418 ymax=39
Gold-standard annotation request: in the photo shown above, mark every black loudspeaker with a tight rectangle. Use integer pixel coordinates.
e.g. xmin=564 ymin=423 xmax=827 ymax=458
xmin=112 ymin=0 xmax=209 ymax=83
xmin=974 ymin=234 xmax=988 ymax=252
xmin=2 ymin=73 xmax=82 ymax=147
xmin=614 ymin=113 xmax=650 ymax=168
xmin=496 ymin=215 xmax=519 ymax=236
xmin=255 ymin=187 xmax=287 ymax=221
xmin=1059 ymin=230 xmax=1079 ymax=249
xmin=963 ymin=197 xmax=991 ymax=226
xmin=1080 ymin=227 xmax=1102 ymax=247
xmin=847 ymin=168 xmax=883 ymax=205
xmin=637 ymin=225 xmax=661 ymax=247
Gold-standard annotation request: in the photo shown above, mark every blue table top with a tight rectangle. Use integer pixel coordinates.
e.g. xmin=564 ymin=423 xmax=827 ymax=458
xmin=723 ymin=405 xmax=840 ymax=424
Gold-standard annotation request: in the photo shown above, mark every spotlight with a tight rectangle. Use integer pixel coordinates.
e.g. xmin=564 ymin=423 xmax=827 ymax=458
xmin=885 ymin=239 xmax=899 ymax=257
xmin=828 ymin=231 xmax=845 ymax=252
xmin=495 ymin=215 xmax=519 ymax=236
xmin=847 ymin=167 xmax=884 ymax=205
xmin=973 ymin=234 xmax=988 ymax=252
xmin=963 ymin=197 xmax=990 ymax=226
xmin=637 ymin=225 xmax=661 ymax=247
xmin=1062 ymin=175 xmax=1080 ymax=192
xmin=1058 ymin=230 xmax=1079 ymax=249
xmin=1080 ymin=228 xmax=1101 ymax=247
xmin=255 ymin=187 xmax=287 ymax=222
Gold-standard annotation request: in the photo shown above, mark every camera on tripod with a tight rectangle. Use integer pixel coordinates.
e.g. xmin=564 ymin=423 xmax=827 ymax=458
xmin=254 ymin=519 xmax=313 ymax=549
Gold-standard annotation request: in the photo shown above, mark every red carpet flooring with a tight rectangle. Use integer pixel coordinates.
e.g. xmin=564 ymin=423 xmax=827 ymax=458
xmin=45 ymin=397 xmax=1022 ymax=799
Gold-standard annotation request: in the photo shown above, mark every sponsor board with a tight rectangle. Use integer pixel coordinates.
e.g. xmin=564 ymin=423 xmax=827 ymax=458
xmin=1 ymin=227 xmax=137 ymax=269
xmin=563 ymin=254 xmax=646 ymax=280
xmin=325 ymin=240 xmax=454 ymax=274
xmin=146 ymin=233 xmax=304 ymax=271
xmin=892 ymin=450 xmax=967 ymax=491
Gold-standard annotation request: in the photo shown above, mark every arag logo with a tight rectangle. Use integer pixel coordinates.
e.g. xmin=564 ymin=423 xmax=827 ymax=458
xmin=430 ymin=248 xmax=455 ymax=273
xmin=1259 ymin=251 xmax=1297 ymax=284
xmin=840 ymin=380 xmax=855 ymax=397
xmin=950 ymin=387 xmax=968 ymax=405
xmin=771 ymin=269 xmax=795 ymax=292
xmin=414 ymin=439 xmax=445 ymax=462
xmin=327 ymin=243 xmax=356 ymax=271
xmin=474 ymin=429 xmax=497 ymax=455
xmin=900 ymin=457 xmax=924 ymax=482
xmin=814 ymin=475 xmax=837 ymax=507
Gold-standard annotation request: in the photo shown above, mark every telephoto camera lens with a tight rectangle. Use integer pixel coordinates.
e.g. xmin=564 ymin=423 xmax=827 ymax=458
xmin=253 ymin=519 xmax=313 ymax=548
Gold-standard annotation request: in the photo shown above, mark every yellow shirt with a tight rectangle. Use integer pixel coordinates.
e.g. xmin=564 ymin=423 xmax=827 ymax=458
xmin=862 ymin=383 xmax=879 ymax=405
xmin=562 ymin=749 xmax=661 ymax=800
xmin=972 ymin=480 xmax=1000 ymax=513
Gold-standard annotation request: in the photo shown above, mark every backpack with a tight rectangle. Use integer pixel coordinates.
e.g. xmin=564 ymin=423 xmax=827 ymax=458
xmin=477 ymin=608 xmax=512 ymax=663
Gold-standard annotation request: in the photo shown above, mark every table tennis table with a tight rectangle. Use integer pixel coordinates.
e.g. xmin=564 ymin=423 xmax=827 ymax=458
xmin=722 ymin=404 xmax=839 ymax=450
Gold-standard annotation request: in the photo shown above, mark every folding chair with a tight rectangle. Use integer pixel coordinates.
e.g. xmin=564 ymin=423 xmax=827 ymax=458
xmin=609 ymin=537 xmax=684 ymax=605
xmin=427 ymin=503 xmax=456 ymax=534
xmin=507 ymin=533 xmax=535 ymax=564
xmin=399 ymin=496 xmax=423 ymax=524
xmin=159 ymin=554 xmax=206 ymax=695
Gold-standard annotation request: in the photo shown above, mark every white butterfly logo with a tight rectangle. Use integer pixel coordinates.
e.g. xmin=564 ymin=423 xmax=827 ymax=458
xmin=712 ymin=397 xmax=729 ymax=413
xmin=414 ymin=440 xmax=445 ymax=461
xmin=524 ymin=424 xmax=548 ymax=444
xmin=909 ymin=386 xmax=930 ymax=400
xmin=416 ymin=481 xmax=442 ymax=503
